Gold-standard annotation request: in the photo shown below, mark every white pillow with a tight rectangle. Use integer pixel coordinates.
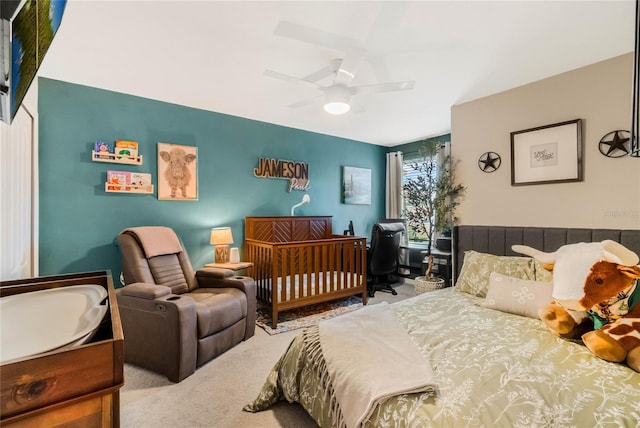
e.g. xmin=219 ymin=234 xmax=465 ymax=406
xmin=482 ymin=272 xmax=553 ymax=319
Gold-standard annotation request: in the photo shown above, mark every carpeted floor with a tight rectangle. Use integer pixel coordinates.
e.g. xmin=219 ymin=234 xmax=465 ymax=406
xmin=120 ymin=279 xmax=416 ymax=428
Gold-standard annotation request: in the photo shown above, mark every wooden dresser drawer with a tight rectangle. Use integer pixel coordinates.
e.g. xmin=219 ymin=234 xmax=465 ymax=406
xmin=1 ymin=271 xmax=124 ymax=427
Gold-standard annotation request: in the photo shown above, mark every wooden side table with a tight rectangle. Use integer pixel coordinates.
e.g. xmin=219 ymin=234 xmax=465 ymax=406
xmin=204 ymin=261 xmax=253 ymax=272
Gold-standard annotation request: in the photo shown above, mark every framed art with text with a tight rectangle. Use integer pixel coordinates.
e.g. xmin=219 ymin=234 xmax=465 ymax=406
xmin=510 ymin=119 xmax=582 ymax=186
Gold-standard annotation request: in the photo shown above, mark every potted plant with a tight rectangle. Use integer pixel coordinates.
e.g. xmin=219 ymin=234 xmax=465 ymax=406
xmin=403 ymin=139 xmax=465 ymax=292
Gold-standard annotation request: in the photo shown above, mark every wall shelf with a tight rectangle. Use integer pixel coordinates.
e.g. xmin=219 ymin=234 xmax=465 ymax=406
xmin=92 ymin=151 xmax=143 ymax=165
xmin=105 ymin=183 xmax=154 ymax=194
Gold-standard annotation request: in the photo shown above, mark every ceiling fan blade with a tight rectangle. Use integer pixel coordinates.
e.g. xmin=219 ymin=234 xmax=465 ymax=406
xmin=263 ymin=69 xmax=322 ymax=89
xmin=366 ymin=2 xmax=411 ymax=45
xmin=288 ymin=95 xmax=322 ymax=109
xmin=302 ymin=63 xmax=338 ymax=83
xmin=352 ymin=80 xmax=415 ymax=96
xmin=366 ymin=56 xmax=392 ymax=84
xmin=333 ymin=47 xmax=367 ymax=85
xmin=275 ymin=21 xmax=361 ymax=51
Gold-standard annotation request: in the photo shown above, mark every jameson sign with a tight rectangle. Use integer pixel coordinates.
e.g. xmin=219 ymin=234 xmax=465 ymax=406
xmin=253 ymin=157 xmax=310 ymax=192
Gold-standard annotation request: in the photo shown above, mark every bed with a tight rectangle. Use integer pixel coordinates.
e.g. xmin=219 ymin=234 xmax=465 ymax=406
xmin=244 ymin=216 xmax=367 ymax=328
xmin=245 ymin=225 xmax=640 ymax=427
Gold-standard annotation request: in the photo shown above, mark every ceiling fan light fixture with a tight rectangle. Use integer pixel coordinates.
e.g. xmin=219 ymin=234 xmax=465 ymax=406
xmin=323 ymin=85 xmax=351 ymax=115
xmin=324 ymin=100 xmax=350 ymax=115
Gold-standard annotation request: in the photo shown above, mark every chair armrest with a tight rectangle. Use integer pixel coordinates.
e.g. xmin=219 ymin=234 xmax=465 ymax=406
xmin=118 ymin=282 xmax=171 ymax=299
xmin=195 ymin=271 xmax=257 ymax=340
xmin=116 ymin=286 xmax=198 ymax=382
xmin=198 ymin=267 xmax=234 ymax=280
xmin=196 ymin=268 xmax=248 ymax=289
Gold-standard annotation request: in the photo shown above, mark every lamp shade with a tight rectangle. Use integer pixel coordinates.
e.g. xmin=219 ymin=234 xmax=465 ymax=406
xmin=210 ymin=227 xmax=233 ymax=245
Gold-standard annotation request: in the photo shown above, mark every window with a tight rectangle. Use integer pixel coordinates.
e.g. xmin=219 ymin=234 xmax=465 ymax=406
xmin=401 ymin=141 xmax=450 ymax=243
xmin=402 ymin=153 xmax=438 ymax=242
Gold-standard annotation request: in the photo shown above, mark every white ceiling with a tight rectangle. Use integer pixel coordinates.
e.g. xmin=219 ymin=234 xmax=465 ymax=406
xmin=38 ymin=0 xmax=636 ymax=147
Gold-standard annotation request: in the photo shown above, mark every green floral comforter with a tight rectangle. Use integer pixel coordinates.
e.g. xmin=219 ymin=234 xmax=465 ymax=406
xmin=245 ymin=288 xmax=640 ymax=427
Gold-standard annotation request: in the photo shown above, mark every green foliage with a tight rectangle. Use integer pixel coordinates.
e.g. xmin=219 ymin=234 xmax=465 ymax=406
xmin=402 ymin=139 xmax=466 ymax=273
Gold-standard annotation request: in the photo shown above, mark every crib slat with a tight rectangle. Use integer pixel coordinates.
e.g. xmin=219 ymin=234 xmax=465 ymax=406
xmin=305 ymin=246 xmax=312 ymax=298
xmin=323 ymin=244 xmax=328 ymax=293
xmin=314 ymin=245 xmax=320 ymax=295
xmin=330 ymin=243 xmax=336 ymax=293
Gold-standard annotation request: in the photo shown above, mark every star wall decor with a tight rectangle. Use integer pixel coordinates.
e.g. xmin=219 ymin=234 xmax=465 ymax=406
xmin=478 ymin=151 xmax=501 ymax=173
xmin=599 ymin=130 xmax=630 ymax=158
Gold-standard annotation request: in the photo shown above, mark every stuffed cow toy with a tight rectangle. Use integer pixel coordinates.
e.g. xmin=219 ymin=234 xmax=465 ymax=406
xmin=513 ymin=240 xmax=640 ymax=372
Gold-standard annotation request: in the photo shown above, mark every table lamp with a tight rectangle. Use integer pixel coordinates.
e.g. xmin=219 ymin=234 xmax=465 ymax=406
xmin=210 ymin=227 xmax=233 ymax=263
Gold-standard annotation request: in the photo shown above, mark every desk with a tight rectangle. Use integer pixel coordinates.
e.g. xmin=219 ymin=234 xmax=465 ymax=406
xmin=421 ymin=249 xmax=452 ymax=286
xmin=204 ymin=261 xmax=253 ymax=272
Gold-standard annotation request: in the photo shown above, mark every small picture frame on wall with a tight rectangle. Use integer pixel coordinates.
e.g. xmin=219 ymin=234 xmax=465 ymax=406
xmin=342 ymin=166 xmax=371 ymax=205
xmin=510 ymin=119 xmax=582 ymax=186
xmin=157 ymin=142 xmax=198 ymax=200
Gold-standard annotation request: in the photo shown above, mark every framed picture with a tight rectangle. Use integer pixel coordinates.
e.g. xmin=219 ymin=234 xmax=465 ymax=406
xmin=157 ymin=142 xmax=198 ymax=200
xmin=510 ymin=119 xmax=582 ymax=186
xmin=343 ymin=166 xmax=371 ymax=204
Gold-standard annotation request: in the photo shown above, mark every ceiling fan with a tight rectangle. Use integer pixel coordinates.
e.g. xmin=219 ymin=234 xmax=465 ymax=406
xmin=265 ymin=4 xmax=417 ymax=115
xmin=264 ymin=56 xmax=415 ymax=115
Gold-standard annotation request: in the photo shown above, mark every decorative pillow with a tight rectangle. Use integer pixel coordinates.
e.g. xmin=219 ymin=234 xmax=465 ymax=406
xmin=455 ymin=250 xmax=536 ymax=297
xmin=482 ymin=272 xmax=553 ymax=319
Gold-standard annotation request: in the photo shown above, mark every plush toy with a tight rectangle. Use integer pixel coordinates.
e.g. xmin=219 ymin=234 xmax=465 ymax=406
xmin=513 ymin=240 xmax=640 ymax=372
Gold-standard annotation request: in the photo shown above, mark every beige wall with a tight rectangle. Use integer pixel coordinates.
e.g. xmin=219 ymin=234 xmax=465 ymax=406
xmin=451 ymin=53 xmax=639 ymax=229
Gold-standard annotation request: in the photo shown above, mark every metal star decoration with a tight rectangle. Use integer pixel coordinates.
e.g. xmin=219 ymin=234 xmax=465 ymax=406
xmin=599 ymin=130 xmax=630 ymax=158
xmin=478 ymin=151 xmax=501 ymax=173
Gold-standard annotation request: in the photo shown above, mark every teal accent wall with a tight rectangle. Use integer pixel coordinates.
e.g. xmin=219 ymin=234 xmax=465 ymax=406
xmin=38 ymin=78 xmax=386 ymax=281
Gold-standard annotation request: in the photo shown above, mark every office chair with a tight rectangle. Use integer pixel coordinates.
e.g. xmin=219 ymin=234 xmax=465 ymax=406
xmin=379 ymin=218 xmax=410 ymax=276
xmin=367 ymin=222 xmax=405 ymax=297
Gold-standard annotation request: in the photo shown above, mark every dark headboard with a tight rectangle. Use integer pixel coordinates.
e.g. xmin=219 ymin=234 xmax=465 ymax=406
xmin=452 ymin=225 xmax=640 ymax=283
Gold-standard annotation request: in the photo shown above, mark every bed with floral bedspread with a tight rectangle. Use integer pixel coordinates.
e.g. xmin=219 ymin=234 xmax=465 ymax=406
xmin=246 ymin=286 xmax=640 ymax=427
xmin=246 ymin=223 xmax=640 ymax=428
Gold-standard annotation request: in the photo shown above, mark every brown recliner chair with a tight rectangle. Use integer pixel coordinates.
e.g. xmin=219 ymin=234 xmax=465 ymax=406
xmin=115 ymin=226 xmax=256 ymax=382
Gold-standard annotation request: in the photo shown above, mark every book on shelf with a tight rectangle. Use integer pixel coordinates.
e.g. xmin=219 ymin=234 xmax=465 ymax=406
xmin=131 ymin=172 xmax=151 ymax=187
xmin=94 ymin=141 xmax=114 ymax=159
xmin=106 ymin=171 xmax=152 ymax=192
xmin=106 ymin=170 xmax=131 ymax=191
xmin=115 ymin=140 xmax=138 ymax=159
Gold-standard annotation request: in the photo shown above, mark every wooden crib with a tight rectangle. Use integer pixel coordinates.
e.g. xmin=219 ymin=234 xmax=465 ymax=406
xmin=244 ymin=216 xmax=367 ymax=328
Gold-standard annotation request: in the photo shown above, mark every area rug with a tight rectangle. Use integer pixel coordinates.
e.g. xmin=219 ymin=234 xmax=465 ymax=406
xmin=256 ymin=297 xmax=363 ymax=335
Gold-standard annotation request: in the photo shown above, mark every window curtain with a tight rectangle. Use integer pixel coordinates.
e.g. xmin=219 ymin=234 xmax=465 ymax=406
xmin=385 ymin=151 xmax=403 ymax=218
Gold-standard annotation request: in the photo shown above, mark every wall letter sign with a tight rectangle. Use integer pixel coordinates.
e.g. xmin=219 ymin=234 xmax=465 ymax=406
xmin=253 ymin=157 xmax=310 ymax=191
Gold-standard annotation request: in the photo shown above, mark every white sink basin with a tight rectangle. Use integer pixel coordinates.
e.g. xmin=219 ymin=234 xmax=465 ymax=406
xmin=0 ymin=284 xmax=108 ymax=363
